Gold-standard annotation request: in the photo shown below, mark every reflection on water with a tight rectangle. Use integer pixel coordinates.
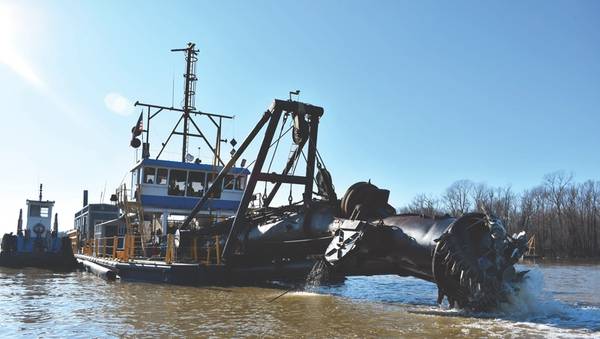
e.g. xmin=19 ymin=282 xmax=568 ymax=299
xmin=0 ymin=261 xmax=598 ymax=338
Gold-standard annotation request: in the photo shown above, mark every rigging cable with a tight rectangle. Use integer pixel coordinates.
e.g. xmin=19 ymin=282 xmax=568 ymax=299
xmin=230 ymin=124 xmax=293 ymax=184
xmin=300 ymin=149 xmax=320 ymax=189
xmin=263 ymin=114 xmax=289 ymax=201
xmin=316 ymin=149 xmax=327 ymax=170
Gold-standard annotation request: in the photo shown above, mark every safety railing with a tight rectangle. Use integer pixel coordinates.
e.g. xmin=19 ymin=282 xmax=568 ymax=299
xmin=115 ymin=184 xmax=134 ymax=205
xmin=87 ymin=234 xmax=223 ymax=265
xmin=82 ymin=239 xmax=94 ymax=256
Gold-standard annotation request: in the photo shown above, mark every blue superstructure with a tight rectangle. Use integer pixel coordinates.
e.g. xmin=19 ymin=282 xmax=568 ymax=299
xmin=118 ymin=157 xmax=250 ymax=234
xmin=136 ymin=158 xmax=250 ymax=175
xmin=0 ymin=186 xmax=77 ymax=269
xmin=129 ymin=158 xmax=249 ymax=213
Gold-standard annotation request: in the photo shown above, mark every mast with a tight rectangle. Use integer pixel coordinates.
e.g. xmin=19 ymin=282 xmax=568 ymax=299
xmin=171 ymin=43 xmax=198 ymax=162
xmin=132 ymin=42 xmax=232 ymax=165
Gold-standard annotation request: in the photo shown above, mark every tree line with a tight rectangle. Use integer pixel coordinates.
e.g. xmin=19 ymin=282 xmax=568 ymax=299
xmin=399 ymin=171 xmax=599 ymax=258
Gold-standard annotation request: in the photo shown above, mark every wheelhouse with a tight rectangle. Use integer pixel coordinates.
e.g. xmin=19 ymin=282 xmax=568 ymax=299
xmin=128 ymin=158 xmax=249 ymax=218
xmin=25 ymin=199 xmax=54 ymax=238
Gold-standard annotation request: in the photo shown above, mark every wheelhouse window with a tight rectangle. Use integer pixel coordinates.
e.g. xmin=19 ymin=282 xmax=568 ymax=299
xmin=29 ymin=205 xmax=41 ymax=217
xmin=168 ymin=170 xmax=187 ymax=196
xmin=131 ymin=169 xmax=139 ymax=200
xmin=207 ymin=173 xmax=222 ymax=198
xmin=187 ymin=171 xmax=206 ymax=197
xmin=40 ymin=207 xmax=49 ymax=218
xmin=143 ymin=167 xmax=156 ymax=184
xmin=157 ymin=168 xmax=168 ymax=185
xmin=235 ymin=176 xmax=246 ymax=191
xmin=223 ymin=175 xmax=235 ymax=190
xmin=132 ymin=168 xmax=139 ymax=185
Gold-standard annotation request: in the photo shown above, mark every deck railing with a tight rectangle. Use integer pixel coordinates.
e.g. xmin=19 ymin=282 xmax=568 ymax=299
xmin=88 ymin=234 xmax=222 ymax=265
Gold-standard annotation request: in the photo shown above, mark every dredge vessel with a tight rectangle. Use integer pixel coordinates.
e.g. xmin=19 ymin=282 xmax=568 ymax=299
xmin=75 ymin=43 xmax=529 ymax=310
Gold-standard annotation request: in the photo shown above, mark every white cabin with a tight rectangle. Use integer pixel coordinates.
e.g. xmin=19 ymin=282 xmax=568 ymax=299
xmin=25 ymin=199 xmax=54 ymax=238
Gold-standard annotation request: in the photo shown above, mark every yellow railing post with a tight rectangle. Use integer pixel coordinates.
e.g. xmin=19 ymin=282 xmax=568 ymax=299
xmin=112 ymin=236 xmax=117 ymax=258
xmin=192 ymin=237 xmax=198 ymax=262
xmin=129 ymin=235 xmax=135 ymax=259
xmin=215 ymin=235 xmax=221 ymax=265
xmin=102 ymin=238 xmax=107 ymax=257
xmin=165 ymin=234 xmax=173 ymax=264
xmin=206 ymin=239 xmax=211 ymax=264
xmin=123 ymin=235 xmax=130 ymax=261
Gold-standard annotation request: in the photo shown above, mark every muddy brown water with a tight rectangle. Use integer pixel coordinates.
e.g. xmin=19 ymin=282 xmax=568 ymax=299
xmin=0 ymin=260 xmax=598 ymax=338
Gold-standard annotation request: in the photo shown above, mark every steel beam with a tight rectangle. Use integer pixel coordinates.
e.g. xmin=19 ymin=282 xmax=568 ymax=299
xmin=221 ymin=107 xmax=283 ymax=259
xmin=156 ymin=115 xmax=184 ymax=159
xmin=303 ymin=111 xmax=319 ymax=206
xmin=255 ymin=173 xmax=308 ymax=185
xmin=180 ymin=110 xmax=273 ymax=229
xmin=135 ymin=101 xmax=233 ymax=119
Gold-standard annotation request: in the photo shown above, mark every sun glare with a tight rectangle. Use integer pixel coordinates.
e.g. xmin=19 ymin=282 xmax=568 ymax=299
xmin=0 ymin=2 xmax=45 ymax=89
xmin=0 ymin=3 xmax=17 ymax=46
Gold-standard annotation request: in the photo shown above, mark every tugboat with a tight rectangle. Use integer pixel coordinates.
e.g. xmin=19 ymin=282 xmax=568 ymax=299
xmin=0 ymin=185 xmax=78 ymax=270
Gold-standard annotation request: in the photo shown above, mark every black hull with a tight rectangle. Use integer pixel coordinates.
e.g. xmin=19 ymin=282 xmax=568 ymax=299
xmin=0 ymin=252 xmax=79 ymax=271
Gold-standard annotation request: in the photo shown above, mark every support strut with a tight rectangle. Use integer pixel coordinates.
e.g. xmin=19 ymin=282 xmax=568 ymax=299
xmin=181 ymin=99 xmax=325 ymax=262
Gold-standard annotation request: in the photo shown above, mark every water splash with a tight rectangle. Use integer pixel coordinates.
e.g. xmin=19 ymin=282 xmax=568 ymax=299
xmin=287 ymin=291 xmax=323 ymax=297
xmin=304 ymin=260 xmax=330 ymax=291
xmin=296 ymin=263 xmax=599 ymax=334
xmin=499 ymin=268 xmax=562 ymax=316
xmin=491 ymin=268 xmax=600 ymax=332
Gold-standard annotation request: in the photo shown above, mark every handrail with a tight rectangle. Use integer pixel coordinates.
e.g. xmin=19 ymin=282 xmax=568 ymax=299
xmin=86 ymin=234 xmax=223 ymax=266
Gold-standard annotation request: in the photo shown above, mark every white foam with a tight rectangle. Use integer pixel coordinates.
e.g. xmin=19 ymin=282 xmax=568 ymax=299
xmin=409 ymin=268 xmax=600 ymax=336
xmin=499 ymin=268 xmax=562 ymax=316
xmin=287 ymin=291 xmax=323 ymax=297
xmin=492 ymin=268 xmax=600 ymax=333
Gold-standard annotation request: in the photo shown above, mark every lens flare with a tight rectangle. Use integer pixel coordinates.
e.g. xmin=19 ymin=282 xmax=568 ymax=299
xmin=0 ymin=2 xmax=45 ymax=88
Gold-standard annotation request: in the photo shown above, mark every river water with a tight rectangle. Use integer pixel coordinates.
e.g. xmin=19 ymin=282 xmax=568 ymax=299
xmin=0 ymin=260 xmax=598 ymax=338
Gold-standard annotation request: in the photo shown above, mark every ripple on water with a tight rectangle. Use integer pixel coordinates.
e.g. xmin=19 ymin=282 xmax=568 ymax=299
xmin=0 ymin=262 xmax=598 ymax=337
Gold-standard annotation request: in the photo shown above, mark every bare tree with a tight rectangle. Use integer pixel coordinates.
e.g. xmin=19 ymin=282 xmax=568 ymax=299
xmin=543 ymin=171 xmax=573 ymax=255
xmin=400 ymin=172 xmax=600 ymax=258
xmin=471 ymin=183 xmax=492 ymax=213
xmin=402 ymin=193 xmax=441 ymax=216
xmin=442 ymin=180 xmax=473 ymax=216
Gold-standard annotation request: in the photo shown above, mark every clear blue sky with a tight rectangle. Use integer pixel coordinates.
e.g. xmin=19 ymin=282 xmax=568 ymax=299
xmin=1 ymin=0 xmax=599 ymax=233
